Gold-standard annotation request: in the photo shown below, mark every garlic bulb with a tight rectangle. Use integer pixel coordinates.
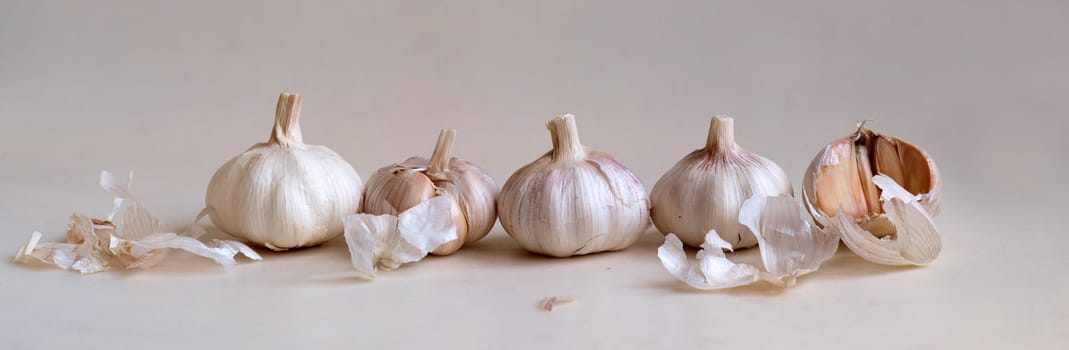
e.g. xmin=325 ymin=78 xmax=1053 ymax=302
xmin=361 ymin=129 xmax=497 ymax=255
xmin=802 ymin=122 xmax=942 ymax=265
xmin=650 ymin=116 xmax=793 ymax=249
xmin=205 ymin=92 xmax=364 ymax=250
xmin=498 ymin=114 xmax=650 ymax=257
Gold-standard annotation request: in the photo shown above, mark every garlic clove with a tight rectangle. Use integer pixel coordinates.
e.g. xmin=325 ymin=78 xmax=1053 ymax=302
xmin=658 ymin=195 xmax=838 ymax=290
xmin=343 ymin=194 xmax=458 ymax=280
xmin=361 ymin=129 xmax=497 ymax=255
xmin=650 ymin=116 xmax=793 ymax=249
xmin=498 ymin=114 xmax=650 ymax=257
xmin=828 ymin=175 xmax=941 ymax=266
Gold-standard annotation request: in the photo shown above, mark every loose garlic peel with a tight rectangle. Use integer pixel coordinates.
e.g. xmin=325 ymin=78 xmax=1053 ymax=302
xmin=498 ymin=114 xmax=650 ymax=257
xmin=828 ymin=175 xmax=941 ymax=265
xmin=343 ymin=194 xmax=458 ymax=280
xmin=802 ymin=122 xmax=942 ymax=265
xmin=205 ymin=92 xmax=364 ymax=250
xmin=651 ymin=116 xmax=793 ymax=249
xmin=14 ymin=171 xmax=261 ymax=274
xmin=361 ymin=129 xmax=498 ymax=255
xmin=657 ymin=195 xmax=839 ymax=289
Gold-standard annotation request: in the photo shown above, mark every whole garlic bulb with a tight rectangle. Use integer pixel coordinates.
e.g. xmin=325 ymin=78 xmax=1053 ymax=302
xmin=498 ymin=114 xmax=650 ymax=257
xmin=361 ymin=129 xmax=498 ymax=255
xmin=802 ymin=121 xmax=941 ymax=235
xmin=650 ymin=116 xmax=793 ymax=249
xmin=205 ymin=92 xmax=364 ymax=250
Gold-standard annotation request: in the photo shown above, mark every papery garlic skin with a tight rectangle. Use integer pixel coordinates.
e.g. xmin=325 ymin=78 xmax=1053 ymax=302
xmin=206 ymin=93 xmax=363 ymax=250
xmin=361 ymin=129 xmax=497 ymax=255
xmin=498 ymin=114 xmax=650 ymax=257
xmin=828 ymin=175 xmax=941 ymax=265
xmin=802 ymin=121 xmax=941 ymax=235
xmin=650 ymin=116 xmax=793 ymax=249
xmin=657 ymin=195 xmax=838 ymax=290
xmin=344 ymin=195 xmax=458 ymax=280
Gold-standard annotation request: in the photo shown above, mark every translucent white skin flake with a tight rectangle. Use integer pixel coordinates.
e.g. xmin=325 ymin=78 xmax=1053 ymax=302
xmin=658 ymin=195 xmax=840 ymax=289
xmin=13 ymin=171 xmax=261 ymax=274
xmin=343 ymin=194 xmax=458 ymax=280
xmin=829 ymin=174 xmax=941 ymax=266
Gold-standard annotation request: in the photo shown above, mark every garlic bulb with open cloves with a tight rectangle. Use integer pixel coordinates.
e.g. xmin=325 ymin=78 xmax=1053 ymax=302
xmin=650 ymin=116 xmax=793 ymax=249
xmin=205 ymin=92 xmax=364 ymax=250
xmin=802 ymin=122 xmax=942 ymax=265
xmin=498 ymin=114 xmax=650 ymax=257
xmin=361 ymin=129 xmax=498 ymax=255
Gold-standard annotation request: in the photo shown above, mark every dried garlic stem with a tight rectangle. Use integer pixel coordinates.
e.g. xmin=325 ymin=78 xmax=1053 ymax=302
xmin=705 ymin=115 xmax=736 ymax=154
xmin=548 ymin=114 xmax=585 ymax=162
xmin=427 ymin=129 xmax=456 ymax=178
xmin=269 ymin=92 xmax=304 ymax=147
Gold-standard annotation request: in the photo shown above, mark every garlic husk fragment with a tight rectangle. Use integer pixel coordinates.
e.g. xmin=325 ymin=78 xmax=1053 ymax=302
xmin=361 ymin=129 xmax=498 ymax=255
xmin=498 ymin=114 xmax=650 ymax=257
xmin=802 ymin=121 xmax=941 ymax=235
xmin=14 ymin=171 xmax=261 ymax=274
xmin=651 ymin=116 xmax=793 ymax=249
xmin=343 ymin=194 xmax=458 ymax=280
xmin=827 ymin=175 xmax=941 ymax=265
xmin=206 ymin=92 xmax=364 ymax=250
xmin=657 ymin=195 xmax=839 ymax=289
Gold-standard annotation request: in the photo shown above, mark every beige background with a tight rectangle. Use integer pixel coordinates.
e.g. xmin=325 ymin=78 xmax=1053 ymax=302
xmin=2 ymin=0 xmax=1067 ymax=349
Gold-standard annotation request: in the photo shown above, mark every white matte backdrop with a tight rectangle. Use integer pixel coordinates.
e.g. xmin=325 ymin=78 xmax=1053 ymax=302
xmin=1 ymin=1 xmax=1066 ymax=349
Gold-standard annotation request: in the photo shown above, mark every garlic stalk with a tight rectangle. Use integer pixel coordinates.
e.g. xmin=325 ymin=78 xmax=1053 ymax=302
xmin=344 ymin=194 xmax=458 ymax=280
xmin=205 ymin=92 xmax=364 ymax=250
xmin=802 ymin=122 xmax=942 ymax=265
xmin=14 ymin=171 xmax=261 ymax=274
xmin=650 ymin=116 xmax=793 ymax=249
xmin=657 ymin=195 xmax=839 ymax=289
xmin=498 ymin=114 xmax=650 ymax=257
xmin=361 ymin=129 xmax=498 ymax=255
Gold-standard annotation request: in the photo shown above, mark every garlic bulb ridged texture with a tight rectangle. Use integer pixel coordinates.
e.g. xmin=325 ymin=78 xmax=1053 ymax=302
xmin=498 ymin=114 xmax=650 ymax=257
xmin=650 ymin=116 xmax=793 ymax=249
xmin=802 ymin=122 xmax=941 ymax=234
xmin=206 ymin=92 xmax=364 ymax=250
xmin=361 ymin=129 xmax=497 ymax=255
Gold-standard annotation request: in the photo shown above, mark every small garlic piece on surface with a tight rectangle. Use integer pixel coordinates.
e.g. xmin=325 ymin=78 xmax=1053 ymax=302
xmin=802 ymin=122 xmax=942 ymax=265
xmin=361 ymin=129 xmax=498 ymax=255
xmin=650 ymin=116 xmax=793 ymax=249
xmin=205 ymin=92 xmax=364 ymax=250
xmin=343 ymin=194 xmax=458 ymax=280
xmin=498 ymin=114 xmax=650 ymax=257
xmin=828 ymin=175 xmax=941 ymax=265
xmin=657 ymin=195 xmax=839 ymax=289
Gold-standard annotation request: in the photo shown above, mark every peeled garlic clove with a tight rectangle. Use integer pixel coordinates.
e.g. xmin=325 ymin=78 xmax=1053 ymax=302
xmin=361 ymin=129 xmax=498 ymax=255
xmin=344 ymin=195 xmax=458 ymax=280
xmin=828 ymin=175 xmax=941 ymax=265
xmin=657 ymin=195 xmax=838 ymax=289
xmin=801 ymin=122 xmax=942 ymax=265
xmin=650 ymin=116 xmax=793 ymax=249
xmin=205 ymin=92 xmax=364 ymax=250
xmin=498 ymin=114 xmax=650 ymax=257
